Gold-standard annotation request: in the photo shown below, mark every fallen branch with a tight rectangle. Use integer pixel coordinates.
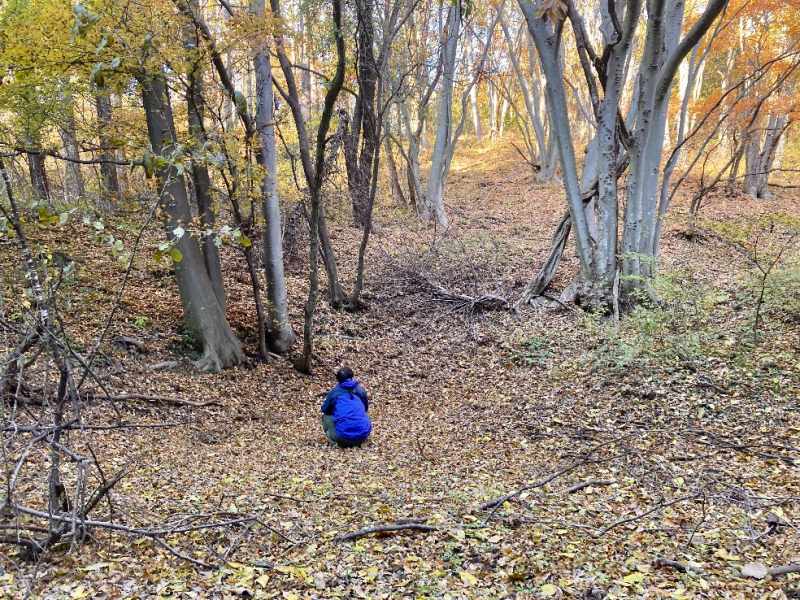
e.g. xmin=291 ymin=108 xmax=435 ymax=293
xmin=594 ymin=495 xmax=698 ymax=537
xmin=0 ymin=535 xmax=44 ymax=555
xmin=428 ymin=283 xmax=509 ymax=313
xmin=769 ymin=563 xmax=800 ymax=577
xmin=480 ymin=462 xmax=585 ymax=522
xmin=263 ymin=492 xmax=313 ymax=504
xmin=152 ymin=536 xmax=212 ymax=569
xmin=336 ymin=520 xmax=437 ymax=542
xmin=94 ymin=394 xmax=221 ymax=408
xmin=148 ymin=361 xmax=179 ymax=371
xmin=384 ymin=254 xmax=510 ymax=314
xmin=653 ymin=558 xmax=688 ymax=573
xmin=480 ymin=438 xmax=619 ymax=523
xmin=514 ymin=209 xmax=571 ymax=309
xmin=4 ymin=503 xmax=290 ymax=566
xmin=567 ymin=479 xmax=616 ymax=494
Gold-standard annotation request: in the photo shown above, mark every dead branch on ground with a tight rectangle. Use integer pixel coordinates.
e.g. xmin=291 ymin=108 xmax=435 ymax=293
xmin=336 ymin=519 xmax=437 ymax=542
xmin=567 ymin=479 xmax=616 ymax=494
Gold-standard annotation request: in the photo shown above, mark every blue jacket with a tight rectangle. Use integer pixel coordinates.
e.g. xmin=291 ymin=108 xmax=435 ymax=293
xmin=321 ymin=379 xmax=372 ymax=442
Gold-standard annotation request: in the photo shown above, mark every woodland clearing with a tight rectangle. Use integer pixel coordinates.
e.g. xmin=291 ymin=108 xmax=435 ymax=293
xmin=2 ymin=141 xmax=799 ymax=599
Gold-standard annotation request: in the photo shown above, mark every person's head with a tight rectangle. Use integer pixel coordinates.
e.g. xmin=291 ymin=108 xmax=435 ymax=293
xmin=336 ymin=367 xmax=354 ymax=383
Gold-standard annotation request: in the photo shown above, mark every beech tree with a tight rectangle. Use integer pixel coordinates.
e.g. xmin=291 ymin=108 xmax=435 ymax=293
xmin=139 ymin=72 xmax=244 ymax=372
xmin=251 ymin=0 xmax=296 ymax=353
xmin=270 ymin=0 xmax=346 ymax=371
xmin=422 ymin=0 xmax=461 ymax=227
xmin=182 ymin=8 xmax=226 ymax=308
xmin=517 ymin=0 xmax=730 ymax=308
xmin=423 ymin=2 xmax=500 ymax=228
xmin=743 ymin=114 xmax=793 ymax=199
xmin=499 ymin=7 xmax=557 ymax=182
xmin=94 ymin=92 xmax=122 ymax=204
xmin=393 ymin=0 xmax=442 ymax=211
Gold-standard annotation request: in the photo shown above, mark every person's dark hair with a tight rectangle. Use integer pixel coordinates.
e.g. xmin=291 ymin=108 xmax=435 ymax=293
xmin=336 ymin=367 xmax=354 ymax=383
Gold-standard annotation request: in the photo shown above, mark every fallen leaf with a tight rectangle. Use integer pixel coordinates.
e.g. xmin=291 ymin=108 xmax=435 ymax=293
xmin=741 ymin=562 xmax=768 ymax=579
xmin=540 ymin=583 xmax=558 ymax=597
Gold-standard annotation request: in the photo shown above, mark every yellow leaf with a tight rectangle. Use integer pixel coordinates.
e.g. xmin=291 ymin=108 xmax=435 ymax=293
xmin=70 ymin=585 xmax=90 ymax=600
xmin=81 ymin=562 xmax=111 ymax=571
xmin=459 ymin=571 xmax=478 ymax=586
xmin=540 ymin=583 xmax=558 ymax=597
xmin=714 ymin=548 xmax=741 ymax=561
xmin=622 ymin=572 xmax=645 ymax=585
xmin=255 ymin=574 xmax=270 ymax=587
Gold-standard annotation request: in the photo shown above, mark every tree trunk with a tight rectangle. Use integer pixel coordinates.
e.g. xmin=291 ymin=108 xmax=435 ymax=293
xmin=727 ymin=134 xmax=745 ymax=192
xmin=756 ymin=115 xmax=788 ymax=199
xmin=488 ymin=82 xmax=498 ymax=137
xmin=252 ymin=0 xmax=296 ymax=353
xmin=184 ymin=14 xmax=226 ymax=309
xmin=423 ymin=1 xmax=460 ymax=228
xmin=270 ymin=0 xmax=345 ymax=369
xmin=501 ymin=13 xmax=550 ymax=179
xmin=498 ymin=97 xmax=510 ymax=136
xmin=26 ymin=148 xmax=50 ymax=202
xmin=743 ymin=126 xmax=762 ymax=197
xmin=94 ymin=93 xmax=121 ymax=206
xmin=468 ymin=29 xmax=484 ymax=142
xmin=744 ymin=114 xmax=789 ymax=199
xmin=299 ymin=12 xmax=312 ymax=121
xmin=520 ymin=5 xmax=593 ymax=284
xmin=139 ymin=72 xmax=244 ymax=372
xmin=470 ymin=82 xmax=482 ymax=140
xmin=59 ymin=97 xmax=85 ymax=202
xmin=398 ymin=101 xmax=425 ymax=209
xmin=384 ymin=135 xmax=406 ymax=205
xmin=629 ymin=0 xmax=728 ymax=280
xmin=343 ymin=0 xmax=380 ymax=228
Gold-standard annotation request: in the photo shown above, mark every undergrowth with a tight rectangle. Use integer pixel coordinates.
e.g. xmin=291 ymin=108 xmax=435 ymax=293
xmin=581 ymin=270 xmax=720 ymax=373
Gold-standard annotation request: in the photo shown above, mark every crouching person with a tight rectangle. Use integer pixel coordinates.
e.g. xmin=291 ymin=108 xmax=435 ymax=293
xmin=321 ymin=367 xmax=372 ymax=447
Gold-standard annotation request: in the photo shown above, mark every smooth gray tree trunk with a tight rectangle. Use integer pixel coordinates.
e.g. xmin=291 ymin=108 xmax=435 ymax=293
xmin=468 ymin=31 xmax=483 ymax=141
xmin=423 ymin=1 xmax=461 ymax=227
xmin=183 ymin=14 xmax=226 ymax=309
xmin=498 ymin=97 xmax=510 ymax=136
xmin=519 ymin=0 xmax=727 ymax=307
xmin=744 ymin=114 xmax=789 ymax=199
xmin=252 ymin=0 xmax=296 ymax=353
xmin=140 ymin=73 xmax=244 ymax=372
xmin=500 ymin=12 xmax=551 ymax=181
xmin=384 ymin=134 xmax=406 ymax=205
xmin=488 ymin=82 xmax=498 ymax=136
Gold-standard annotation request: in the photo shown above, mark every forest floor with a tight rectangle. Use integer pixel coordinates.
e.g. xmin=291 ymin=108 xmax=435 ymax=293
xmin=2 ymin=141 xmax=800 ymax=599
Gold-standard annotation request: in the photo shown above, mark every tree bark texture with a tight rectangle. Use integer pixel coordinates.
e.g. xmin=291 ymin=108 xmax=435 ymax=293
xmin=139 ymin=73 xmax=244 ymax=372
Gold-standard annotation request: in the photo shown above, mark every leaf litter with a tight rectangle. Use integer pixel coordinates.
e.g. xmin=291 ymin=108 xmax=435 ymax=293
xmin=2 ymin=142 xmax=799 ymax=598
